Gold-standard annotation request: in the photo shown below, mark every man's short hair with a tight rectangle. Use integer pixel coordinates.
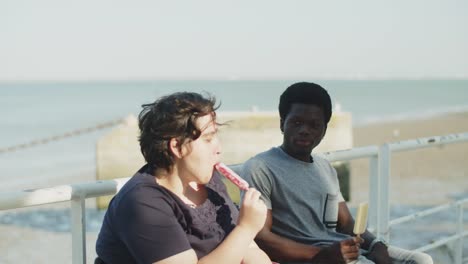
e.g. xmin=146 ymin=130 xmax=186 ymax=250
xmin=138 ymin=92 xmax=218 ymax=172
xmin=279 ymin=82 xmax=332 ymax=124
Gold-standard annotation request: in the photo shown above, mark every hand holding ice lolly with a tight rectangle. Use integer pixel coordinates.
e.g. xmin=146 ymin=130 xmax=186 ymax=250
xmin=214 ymin=162 xmax=249 ymax=191
xmin=353 ymin=202 xmax=368 ymax=239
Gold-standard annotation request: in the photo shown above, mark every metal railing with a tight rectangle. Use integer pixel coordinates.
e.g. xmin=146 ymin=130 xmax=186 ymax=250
xmin=1 ymin=132 xmax=467 ymax=264
xmin=323 ymin=132 xmax=468 ymax=264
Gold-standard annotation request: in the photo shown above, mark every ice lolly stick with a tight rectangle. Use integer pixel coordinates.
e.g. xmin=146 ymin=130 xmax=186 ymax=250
xmin=353 ymin=202 xmax=368 ymax=238
xmin=214 ymin=162 xmax=249 ymax=191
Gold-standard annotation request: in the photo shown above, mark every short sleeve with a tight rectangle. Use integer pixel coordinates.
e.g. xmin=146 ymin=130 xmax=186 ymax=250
xmin=242 ymin=158 xmax=273 ymax=209
xmin=116 ymin=186 xmax=192 ymax=263
xmin=320 ymin=156 xmax=345 ymax=203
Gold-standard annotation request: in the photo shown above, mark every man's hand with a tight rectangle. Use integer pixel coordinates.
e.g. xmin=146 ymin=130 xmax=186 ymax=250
xmin=365 ymin=242 xmax=391 ymax=264
xmin=339 ymin=237 xmax=364 ymax=262
xmin=313 ymin=237 xmax=363 ymax=263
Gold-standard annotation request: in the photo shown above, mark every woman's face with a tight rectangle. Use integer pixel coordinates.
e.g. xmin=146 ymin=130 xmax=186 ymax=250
xmin=178 ymin=113 xmax=221 ymax=184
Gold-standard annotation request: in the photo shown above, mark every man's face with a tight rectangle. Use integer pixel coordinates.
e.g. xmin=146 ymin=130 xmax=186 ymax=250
xmin=280 ymin=103 xmax=327 ymax=162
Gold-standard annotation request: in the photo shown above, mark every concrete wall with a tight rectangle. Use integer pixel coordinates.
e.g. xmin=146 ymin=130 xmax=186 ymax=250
xmin=95 ymin=115 xmax=144 ymax=209
xmin=217 ymin=111 xmax=353 ymax=164
xmin=96 ymin=111 xmax=353 ymax=208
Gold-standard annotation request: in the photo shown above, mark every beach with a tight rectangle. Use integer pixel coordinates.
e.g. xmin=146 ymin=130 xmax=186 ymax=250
xmin=216 ymin=110 xmax=468 ymax=206
xmin=350 ymin=111 xmax=468 ymax=206
xmin=0 ymin=111 xmax=467 ymax=263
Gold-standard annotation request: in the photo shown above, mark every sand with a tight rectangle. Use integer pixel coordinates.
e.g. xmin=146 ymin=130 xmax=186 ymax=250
xmin=349 ymin=112 xmax=468 ymax=206
xmin=0 ymin=223 xmax=98 ymax=264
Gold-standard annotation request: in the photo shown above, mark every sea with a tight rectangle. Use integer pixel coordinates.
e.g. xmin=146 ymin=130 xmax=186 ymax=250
xmin=0 ymin=80 xmax=467 ymax=261
xmin=2 ymin=80 xmax=468 ymax=143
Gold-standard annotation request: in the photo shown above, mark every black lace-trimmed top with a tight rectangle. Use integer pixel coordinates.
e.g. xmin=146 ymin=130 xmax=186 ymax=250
xmin=96 ymin=164 xmax=240 ymax=264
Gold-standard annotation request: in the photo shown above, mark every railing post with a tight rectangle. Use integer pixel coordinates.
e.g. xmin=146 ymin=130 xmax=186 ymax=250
xmin=378 ymin=144 xmax=391 ymax=242
xmin=368 ymin=155 xmax=379 ymax=233
xmin=455 ymin=204 xmax=464 ymax=264
xmin=71 ymin=198 xmax=86 ymax=264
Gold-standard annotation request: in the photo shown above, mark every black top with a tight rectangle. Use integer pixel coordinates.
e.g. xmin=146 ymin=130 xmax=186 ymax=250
xmin=96 ymin=164 xmax=239 ymax=264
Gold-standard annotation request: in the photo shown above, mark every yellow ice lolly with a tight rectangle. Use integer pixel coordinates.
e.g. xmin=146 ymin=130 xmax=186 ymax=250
xmin=353 ymin=202 xmax=368 ymax=237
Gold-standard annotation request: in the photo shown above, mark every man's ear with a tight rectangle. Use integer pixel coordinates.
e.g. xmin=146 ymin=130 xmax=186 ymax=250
xmin=169 ymin=138 xmax=183 ymax=158
xmin=280 ymin=118 xmax=285 ymax=133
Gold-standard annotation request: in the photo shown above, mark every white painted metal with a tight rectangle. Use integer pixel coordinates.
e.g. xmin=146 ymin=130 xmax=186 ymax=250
xmin=389 ymin=132 xmax=468 ymax=152
xmin=71 ymin=198 xmax=86 ymax=264
xmin=455 ymin=204 xmax=464 ymax=264
xmin=322 ymin=145 xmax=378 ymax=162
xmin=390 ymin=198 xmax=468 ymax=226
xmin=415 ymin=231 xmax=468 ymax=253
xmin=0 ymin=178 xmax=130 ymax=210
xmin=368 ymin=155 xmax=379 ymax=233
xmin=378 ymin=144 xmax=391 ymax=242
xmin=0 ymin=185 xmax=74 ymax=210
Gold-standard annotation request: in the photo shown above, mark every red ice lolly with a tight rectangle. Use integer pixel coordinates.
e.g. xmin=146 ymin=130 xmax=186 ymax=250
xmin=214 ymin=162 xmax=249 ymax=191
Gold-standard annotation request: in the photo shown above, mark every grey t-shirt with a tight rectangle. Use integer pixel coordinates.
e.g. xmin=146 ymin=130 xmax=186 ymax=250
xmin=242 ymin=147 xmax=349 ymax=249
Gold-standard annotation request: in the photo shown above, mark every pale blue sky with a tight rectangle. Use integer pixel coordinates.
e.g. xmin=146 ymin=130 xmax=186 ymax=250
xmin=1 ymin=0 xmax=467 ymax=81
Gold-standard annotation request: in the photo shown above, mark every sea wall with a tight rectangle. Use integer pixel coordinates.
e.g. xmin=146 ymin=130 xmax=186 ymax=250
xmin=96 ymin=111 xmax=353 ymax=208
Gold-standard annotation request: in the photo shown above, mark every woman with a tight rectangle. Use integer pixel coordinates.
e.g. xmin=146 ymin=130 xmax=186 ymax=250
xmin=95 ymin=92 xmax=270 ymax=264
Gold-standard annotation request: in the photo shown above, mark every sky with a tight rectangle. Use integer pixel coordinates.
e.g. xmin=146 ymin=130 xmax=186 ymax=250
xmin=1 ymin=0 xmax=468 ymax=81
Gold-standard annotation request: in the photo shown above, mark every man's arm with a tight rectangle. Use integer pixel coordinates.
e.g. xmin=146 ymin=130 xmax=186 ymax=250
xmin=255 ymin=210 xmax=322 ymax=262
xmin=336 ymin=202 xmax=391 ymax=264
xmin=255 ymin=210 xmax=360 ymax=263
xmin=336 ymin=202 xmax=373 ymax=244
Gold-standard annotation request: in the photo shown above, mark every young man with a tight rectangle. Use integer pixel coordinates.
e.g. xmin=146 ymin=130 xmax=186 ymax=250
xmin=242 ymin=82 xmax=433 ymax=264
xmin=96 ymin=92 xmax=270 ymax=264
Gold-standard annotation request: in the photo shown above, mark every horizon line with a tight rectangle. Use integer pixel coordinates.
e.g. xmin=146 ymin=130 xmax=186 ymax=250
xmin=2 ymin=77 xmax=468 ymax=84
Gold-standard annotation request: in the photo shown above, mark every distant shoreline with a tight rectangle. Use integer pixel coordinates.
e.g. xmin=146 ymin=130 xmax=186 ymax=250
xmin=2 ymin=78 xmax=468 ymax=84
xmin=217 ymin=108 xmax=468 ymax=127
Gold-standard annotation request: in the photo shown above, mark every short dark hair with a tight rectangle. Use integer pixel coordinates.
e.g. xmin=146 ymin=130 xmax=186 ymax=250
xmin=138 ymin=92 xmax=219 ymax=172
xmin=279 ymin=82 xmax=332 ymax=124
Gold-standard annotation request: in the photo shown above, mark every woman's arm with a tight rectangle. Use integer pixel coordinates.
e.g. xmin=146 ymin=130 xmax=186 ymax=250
xmin=198 ymin=188 xmax=269 ymax=264
xmin=241 ymin=247 xmax=271 ymax=264
xmin=255 ymin=210 xmax=323 ymax=262
xmin=154 ymin=226 xmax=269 ymax=264
xmin=155 ymin=188 xmax=269 ymax=264
xmin=153 ymin=249 xmax=198 ymax=264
